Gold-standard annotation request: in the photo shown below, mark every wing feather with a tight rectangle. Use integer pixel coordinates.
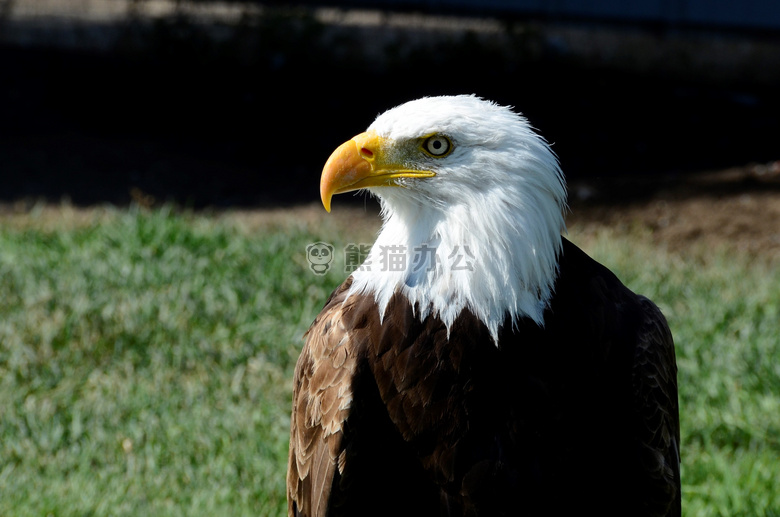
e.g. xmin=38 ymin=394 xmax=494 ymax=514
xmin=288 ymin=283 xmax=359 ymax=517
xmin=634 ymin=297 xmax=682 ymax=517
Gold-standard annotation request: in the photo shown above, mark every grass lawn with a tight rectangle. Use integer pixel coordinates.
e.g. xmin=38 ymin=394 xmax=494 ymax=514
xmin=0 ymin=205 xmax=778 ymax=516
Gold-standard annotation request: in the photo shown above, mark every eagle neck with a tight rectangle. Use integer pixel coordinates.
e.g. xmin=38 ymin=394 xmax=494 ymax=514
xmin=347 ymin=190 xmax=565 ymax=343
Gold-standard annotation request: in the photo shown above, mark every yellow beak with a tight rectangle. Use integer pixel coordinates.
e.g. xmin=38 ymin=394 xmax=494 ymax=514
xmin=320 ymin=131 xmax=435 ymax=212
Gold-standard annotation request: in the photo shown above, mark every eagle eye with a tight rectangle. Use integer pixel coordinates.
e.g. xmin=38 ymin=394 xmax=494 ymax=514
xmin=422 ymin=135 xmax=452 ymax=157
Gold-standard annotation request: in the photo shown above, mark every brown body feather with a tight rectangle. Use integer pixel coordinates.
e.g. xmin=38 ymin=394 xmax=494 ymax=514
xmin=288 ymin=238 xmax=680 ymax=516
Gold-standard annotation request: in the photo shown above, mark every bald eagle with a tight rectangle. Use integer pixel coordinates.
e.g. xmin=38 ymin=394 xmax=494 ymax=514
xmin=288 ymin=95 xmax=680 ymax=517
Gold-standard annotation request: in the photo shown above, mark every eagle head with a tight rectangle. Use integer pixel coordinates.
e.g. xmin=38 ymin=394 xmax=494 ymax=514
xmin=320 ymin=95 xmax=568 ymax=341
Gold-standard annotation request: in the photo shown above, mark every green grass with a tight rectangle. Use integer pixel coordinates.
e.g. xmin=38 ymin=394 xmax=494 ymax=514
xmin=1 ymin=207 xmax=778 ymax=516
xmin=0 ymin=206 xmax=349 ymax=516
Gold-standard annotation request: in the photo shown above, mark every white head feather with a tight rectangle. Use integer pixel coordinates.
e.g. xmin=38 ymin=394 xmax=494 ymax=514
xmin=347 ymin=95 xmax=567 ymax=342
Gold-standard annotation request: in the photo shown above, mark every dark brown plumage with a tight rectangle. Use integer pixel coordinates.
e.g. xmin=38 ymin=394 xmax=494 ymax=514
xmin=288 ymin=238 xmax=680 ymax=517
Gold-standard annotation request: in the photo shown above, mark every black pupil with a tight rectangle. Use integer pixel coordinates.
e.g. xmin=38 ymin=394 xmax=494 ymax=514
xmin=432 ymin=140 xmax=442 ymax=149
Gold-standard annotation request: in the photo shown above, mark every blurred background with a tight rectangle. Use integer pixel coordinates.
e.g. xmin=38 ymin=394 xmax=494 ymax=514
xmin=2 ymin=0 xmax=779 ymax=208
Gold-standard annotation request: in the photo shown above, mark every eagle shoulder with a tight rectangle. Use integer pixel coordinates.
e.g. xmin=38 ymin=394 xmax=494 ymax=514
xmin=555 ymin=238 xmax=681 ymax=516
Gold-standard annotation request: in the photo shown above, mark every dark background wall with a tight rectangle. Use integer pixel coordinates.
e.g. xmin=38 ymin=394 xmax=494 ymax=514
xmin=286 ymin=0 xmax=780 ymax=31
xmin=1 ymin=1 xmax=779 ymax=207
